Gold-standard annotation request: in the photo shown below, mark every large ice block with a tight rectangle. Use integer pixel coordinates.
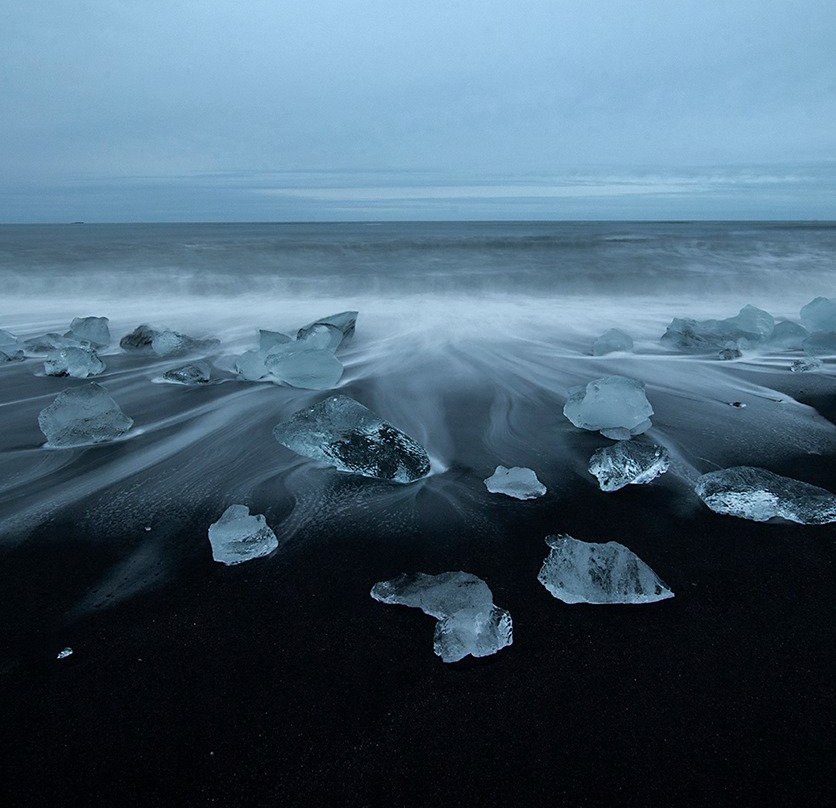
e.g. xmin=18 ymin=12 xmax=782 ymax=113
xmin=563 ymin=375 xmax=653 ymax=439
xmin=297 ymin=311 xmax=357 ymax=351
xmin=44 ymin=347 xmax=106 ymax=378
xmin=661 ymin=305 xmax=775 ymax=352
xmin=592 ymin=328 xmax=634 ymax=356
xmin=800 ymin=296 xmax=836 ymax=333
xmin=588 ymin=441 xmax=670 ymax=491
xmin=264 ymin=342 xmax=344 ymax=389
xmin=38 ymin=382 xmax=133 ymax=447
xmin=66 ymin=316 xmax=110 ymax=347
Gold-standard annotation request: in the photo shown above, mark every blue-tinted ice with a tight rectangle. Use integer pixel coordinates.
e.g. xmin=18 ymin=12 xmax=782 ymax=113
xmin=38 ymin=382 xmax=133 ymax=447
xmin=208 ymin=505 xmax=280 ymax=565
xmin=563 ymin=375 xmax=653 ymax=440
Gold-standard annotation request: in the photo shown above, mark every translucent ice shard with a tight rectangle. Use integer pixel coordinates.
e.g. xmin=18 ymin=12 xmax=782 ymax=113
xmin=258 ymin=329 xmax=292 ymax=353
xmin=802 ymin=331 xmax=836 ymax=356
xmin=563 ymin=375 xmax=653 ymax=440
xmin=484 ymin=466 xmax=546 ymax=499
xmin=151 ymin=329 xmax=219 ymax=357
xmin=370 ymin=571 xmax=513 ymax=662
xmin=208 ymin=504 xmax=280 ymax=565
xmin=273 ymin=395 xmax=430 ymax=483
xmin=56 ymin=648 xmax=73 ymax=660
xmin=44 ymin=346 xmax=106 ymax=378
xmin=120 ymin=324 xmax=160 ymax=352
xmin=694 ymin=467 xmax=836 ymax=524
xmin=38 ymin=382 xmax=133 ymax=447
xmin=162 ymin=361 xmax=212 ymax=385
xmin=661 ymin=305 xmax=774 ymax=352
xmin=769 ymin=321 xmax=808 ymax=350
xmin=235 ymin=349 xmax=270 ymax=381
xmin=588 ymin=441 xmax=670 ymax=491
xmin=264 ymin=342 xmax=344 ymax=389
xmin=800 ymin=296 xmax=836 ymax=333
xmin=538 ymin=535 xmax=674 ymax=604
xmin=0 ymin=349 xmax=24 ymax=362
xmin=790 ymin=357 xmax=823 ymax=373
xmin=25 ymin=332 xmax=82 ymax=354
xmin=297 ymin=311 xmax=357 ymax=351
xmin=592 ymin=328 xmax=634 ymax=356
xmin=66 ymin=316 xmax=110 ymax=347
xmin=0 ymin=328 xmax=22 ymax=353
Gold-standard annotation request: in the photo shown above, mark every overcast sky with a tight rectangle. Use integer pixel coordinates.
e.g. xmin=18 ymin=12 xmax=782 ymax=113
xmin=1 ymin=1 xmax=834 ymax=221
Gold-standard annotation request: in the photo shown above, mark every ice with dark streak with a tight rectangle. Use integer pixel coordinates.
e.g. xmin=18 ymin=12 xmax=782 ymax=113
xmin=208 ymin=505 xmax=280 ymax=566
xmin=790 ymin=357 xmax=823 ymax=373
xmin=660 ymin=304 xmax=774 ymax=352
xmin=588 ymin=441 xmax=670 ymax=491
xmin=483 ymin=465 xmax=546 ymax=499
xmin=370 ymin=572 xmax=513 ymax=663
xmin=65 ymin=316 xmax=110 ymax=347
xmin=694 ymin=467 xmax=836 ymax=525
xmin=296 ymin=311 xmax=357 ymax=351
xmin=563 ymin=375 xmax=653 ymax=440
xmin=24 ymin=332 xmax=82 ymax=354
xmin=538 ymin=535 xmax=674 ymax=604
xmin=592 ymin=328 xmax=633 ymax=356
xmin=162 ymin=361 xmax=213 ymax=385
xmin=273 ymin=395 xmax=430 ymax=483
xmin=38 ymin=382 xmax=133 ymax=447
xmin=44 ymin=346 xmax=106 ymax=378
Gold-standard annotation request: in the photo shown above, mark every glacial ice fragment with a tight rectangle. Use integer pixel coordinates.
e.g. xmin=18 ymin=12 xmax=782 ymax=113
xmin=264 ymin=342 xmax=344 ymax=389
xmin=56 ymin=648 xmax=73 ymax=660
xmin=0 ymin=328 xmax=22 ymax=352
xmin=769 ymin=321 xmax=808 ymax=350
xmin=800 ymin=296 xmax=836 ymax=333
xmin=790 ymin=357 xmax=823 ymax=373
xmin=38 ymin=382 xmax=133 ymax=447
xmin=273 ymin=395 xmax=430 ymax=483
xmin=563 ymin=375 xmax=653 ymax=439
xmin=44 ymin=347 xmax=106 ymax=378
xmin=484 ymin=466 xmax=546 ymax=499
xmin=661 ymin=305 xmax=774 ymax=352
xmin=66 ymin=316 xmax=110 ymax=347
xmin=258 ymin=329 xmax=292 ymax=353
xmin=208 ymin=505 xmax=280 ymax=565
xmin=370 ymin=572 xmax=513 ymax=662
xmin=592 ymin=328 xmax=634 ymax=356
xmin=297 ymin=311 xmax=357 ymax=351
xmin=151 ymin=329 xmax=219 ymax=357
xmin=120 ymin=324 xmax=159 ymax=352
xmin=0 ymin=349 xmax=24 ymax=362
xmin=25 ymin=332 xmax=82 ymax=354
xmin=718 ymin=344 xmax=742 ymax=360
xmin=694 ymin=467 xmax=836 ymax=524
xmin=802 ymin=332 xmax=836 ymax=356
xmin=235 ymin=349 xmax=270 ymax=381
xmin=162 ymin=361 xmax=212 ymax=385
xmin=538 ymin=535 xmax=674 ymax=604
xmin=588 ymin=441 xmax=670 ymax=491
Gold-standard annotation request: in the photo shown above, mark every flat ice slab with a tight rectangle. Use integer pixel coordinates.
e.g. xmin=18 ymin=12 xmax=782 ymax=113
xmin=273 ymin=395 xmax=430 ymax=483
xmin=695 ymin=467 xmax=836 ymax=525
xmin=592 ymin=328 xmax=633 ymax=356
xmin=38 ymin=382 xmax=133 ymax=447
xmin=44 ymin=346 xmax=106 ymax=378
xmin=538 ymin=534 xmax=674 ymax=604
xmin=563 ymin=375 xmax=653 ymax=440
xmin=208 ymin=505 xmax=280 ymax=565
xmin=264 ymin=343 xmax=344 ymax=389
xmin=370 ymin=571 xmax=513 ymax=662
xmin=162 ymin=361 xmax=212 ymax=385
xmin=484 ymin=465 xmax=546 ymax=499
xmin=588 ymin=441 xmax=670 ymax=491
xmin=297 ymin=311 xmax=357 ymax=351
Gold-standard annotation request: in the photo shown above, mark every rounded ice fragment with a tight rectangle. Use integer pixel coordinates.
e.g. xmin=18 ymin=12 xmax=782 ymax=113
xmin=800 ymin=296 xmax=836 ymax=333
xmin=38 ymin=382 xmax=133 ymax=447
xmin=208 ymin=505 xmax=280 ymax=565
xmin=484 ymin=466 xmax=546 ymax=499
xmin=66 ymin=316 xmax=110 ymax=347
xmin=264 ymin=343 xmax=344 ymax=390
xmin=44 ymin=346 xmax=106 ymax=378
xmin=563 ymin=375 xmax=653 ymax=439
xmin=162 ymin=361 xmax=212 ymax=385
xmin=588 ymin=441 xmax=670 ymax=491
xmin=592 ymin=328 xmax=634 ymax=356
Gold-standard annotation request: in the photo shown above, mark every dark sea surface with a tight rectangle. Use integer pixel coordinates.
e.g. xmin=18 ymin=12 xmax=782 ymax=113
xmin=0 ymin=221 xmax=833 ymax=806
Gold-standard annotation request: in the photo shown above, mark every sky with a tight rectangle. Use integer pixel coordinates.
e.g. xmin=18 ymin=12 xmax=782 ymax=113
xmin=1 ymin=0 xmax=834 ymax=221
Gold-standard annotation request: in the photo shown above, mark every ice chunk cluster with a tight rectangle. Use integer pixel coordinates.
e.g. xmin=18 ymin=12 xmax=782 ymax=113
xmin=592 ymin=328 xmax=633 ymax=356
xmin=66 ymin=316 xmax=110 ymax=347
xmin=790 ymin=357 xmax=823 ymax=373
xmin=538 ymin=535 xmax=674 ymax=604
xmin=484 ymin=466 xmax=546 ymax=499
xmin=162 ymin=361 xmax=212 ymax=385
xmin=38 ymin=382 xmax=133 ymax=447
xmin=370 ymin=571 xmax=513 ymax=662
xmin=120 ymin=324 xmax=218 ymax=356
xmin=694 ymin=467 xmax=836 ymax=525
xmin=563 ymin=375 xmax=653 ymax=440
xmin=661 ymin=305 xmax=774 ymax=353
xmin=208 ymin=505 xmax=280 ymax=565
xmin=274 ymin=395 xmax=430 ymax=483
xmin=588 ymin=441 xmax=670 ymax=491
xmin=44 ymin=347 xmax=106 ymax=378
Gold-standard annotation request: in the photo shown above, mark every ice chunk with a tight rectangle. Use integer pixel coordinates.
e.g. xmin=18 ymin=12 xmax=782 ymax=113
xmin=208 ymin=504 xmax=280 ymax=565
xmin=370 ymin=571 xmax=513 ymax=662
xmin=563 ymin=375 xmax=653 ymax=440
xmin=44 ymin=347 xmax=106 ymax=378
xmin=588 ymin=441 xmax=670 ymax=491
xmin=769 ymin=321 xmax=808 ymax=350
xmin=38 ymin=382 xmax=133 ymax=447
xmin=151 ymin=329 xmax=219 ymax=357
xmin=264 ymin=342 xmax=344 ymax=390
xmin=484 ymin=466 xmax=546 ymax=499
xmin=661 ymin=305 xmax=774 ymax=352
xmin=0 ymin=349 xmax=24 ymax=362
xmin=120 ymin=324 xmax=159 ymax=352
xmin=235 ymin=349 xmax=270 ymax=381
xmin=800 ymin=296 xmax=836 ymax=333
xmin=24 ymin=332 xmax=82 ymax=354
xmin=0 ymin=328 xmax=22 ymax=352
xmin=592 ymin=328 xmax=633 ymax=356
xmin=718 ymin=344 xmax=742 ymax=360
xmin=790 ymin=357 xmax=823 ymax=373
xmin=66 ymin=316 xmax=110 ymax=347
xmin=56 ymin=647 xmax=73 ymax=660
xmin=802 ymin=331 xmax=836 ymax=356
xmin=259 ymin=329 xmax=292 ymax=353
xmin=538 ymin=534 xmax=674 ymax=604
xmin=162 ymin=361 xmax=212 ymax=385
xmin=695 ymin=467 xmax=836 ymax=524
xmin=297 ymin=311 xmax=357 ymax=351
xmin=273 ymin=395 xmax=430 ymax=483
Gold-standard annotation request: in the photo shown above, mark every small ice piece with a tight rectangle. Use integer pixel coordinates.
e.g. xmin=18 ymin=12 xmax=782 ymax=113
xmin=694 ymin=467 xmax=836 ymax=524
xmin=769 ymin=321 xmax=808 ymax=350
xmin=208 ymin=504 xmax=280 ymax=565
xmin=259 ymin=329 xmax=292 ymax=353
xmin=235 ymin=349 xmax=270 ymax=381
xmin=273 ymin=395 xmax=430 ymax=483
xmin=790 ymin=357 xmax=823 ymax=373
xmin=38 ymin=382 xmax=133 ymax=447
xmin=661 ymin=305 xmax=774 ymax=352
xmin=264 ymin=342 xmax=344 ymax=390
xmin=25 ymin=332 xmax=82 ymax=354
xmin=162 ymin=361 xmax=212 ymax=385
xmin=484 ymin=466 xmax=546 ymax=499
xmin=728 ymin=401 xmax=747 ymax=408
xmin=66 ymin=316 xmax=110 ymax=347
xmin=802 ymin=331 xmax=836 ymax=356
xmin=0 ymin=328 xmax=22 ymax=353
xmin=588 ymin=442 xmax=670 ymax=491
xmin=370 ymin=572 xmax=513 ymax=662
xmin=538 ymin=534 xmax=674 ymax=604
xmin=297 ymin=311 xmax=357 ymax=351
xmin=120 ymin=324 xmax=160 ymax=352
xmin=592 ymin=328 xmax=634 ymax=356
xmin=800 ymin=296 xmax=836 ymax=333
xmin=152 ymin=329 xmax=220 ymax=357
xmin=563 ymin=375 xmax=653 ymax=440
xmin=718 ymin=343 xmax=742 ymax=360
xmin=44 ymin=347 xmax=106 ymax=378
xmin=1 ymin=349 xmax=24 ymax=362
xmin=56 ymin=647 xmax=73 ymax=660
